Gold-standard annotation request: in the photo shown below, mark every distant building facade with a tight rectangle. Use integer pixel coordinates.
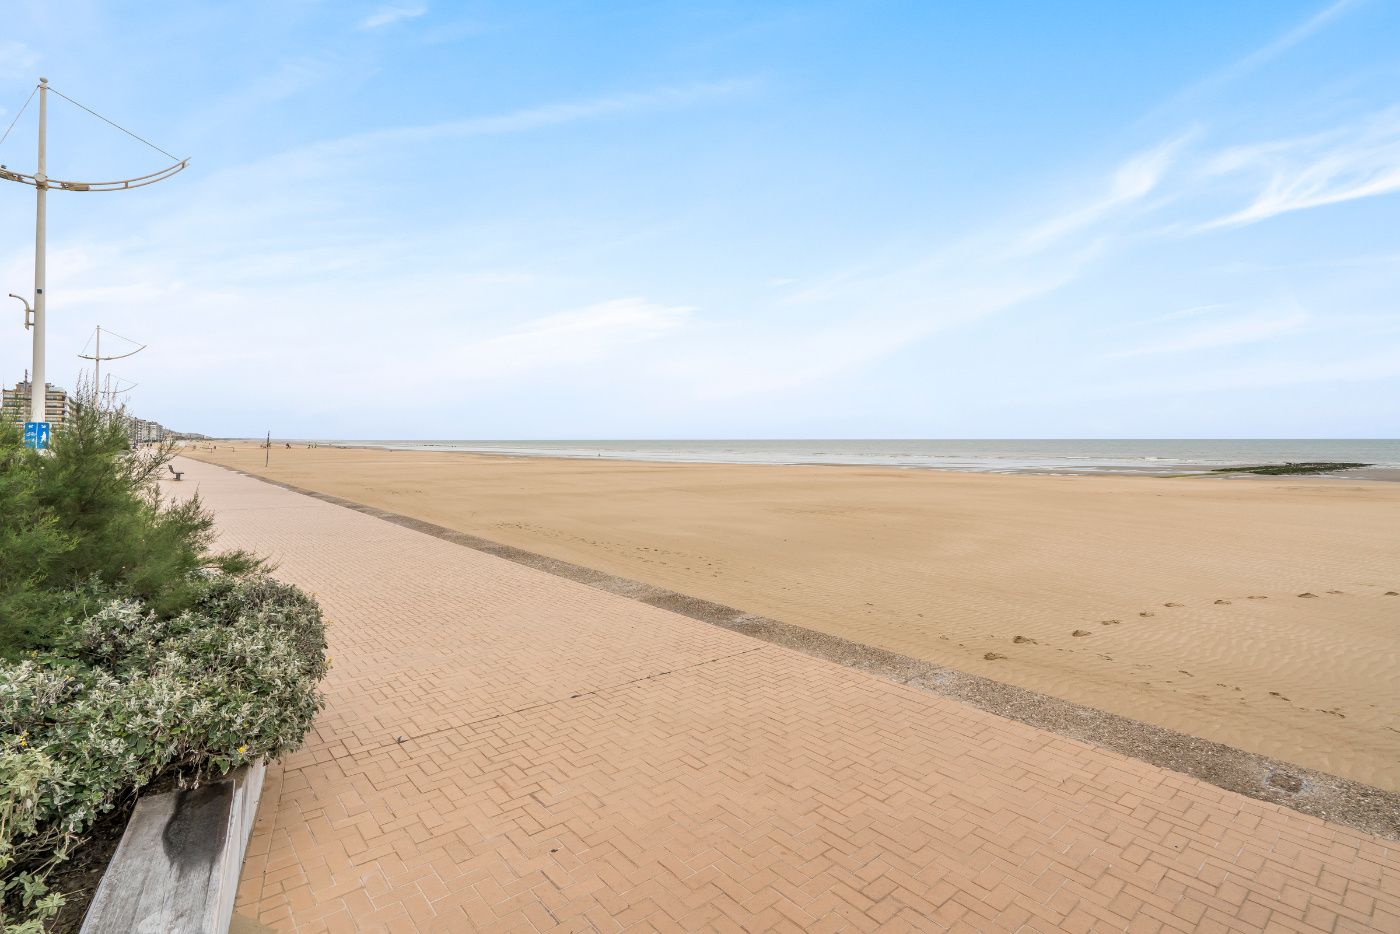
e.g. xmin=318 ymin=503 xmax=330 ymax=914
xmin=0 ymin=382 xmax=188 ymax=445
xmin=1 ymin=381 xmax=70 ymax=428
xmin=126 ymin=417 xmax=167 ymax=444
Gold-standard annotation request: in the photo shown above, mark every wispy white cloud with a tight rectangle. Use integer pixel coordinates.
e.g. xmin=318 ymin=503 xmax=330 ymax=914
xmin=712 ymin=88 xmax=1396 ymax=393
xmin=419 ymin=17 xmax=490 ymax=45
xmin=1095 ymin=303 xmax=1231 ymax=337
xmin=360 ymin=2 xmax=427 ymax=30
xmin=1100 ymin=344 xmax=1400 ymax=400
xmin=324 ymin=79 xmax=755 ymax=153
xmin=1151 ymin=303 xmax=1230 ymax=323
xmin=1154 ymin=0 xmax=1363 ymax=115
xmin=0 ymin=41 xmax=39 ymax=79
xmin=473 ymin=298 xmax=688 ymax=358
xmin=1201 ymin=108 xmax=1400 ymax=228
xmin=209 ymin=78 xmax=758 ymax=190
xmin=1210 ymin=0 xmax=1361 ymax=88
xmin=1108 ymin=307 xmax=1308 ymax=358
xmin=398 ymin=299 xmax=691 ymax=385
xmin=670 ymin=238 xmax=1103 ymax=400
xmin=180 ymin=56 xmax=343 ymax=148
xmin=1018 ymin=131 xmax=1197 ymax=250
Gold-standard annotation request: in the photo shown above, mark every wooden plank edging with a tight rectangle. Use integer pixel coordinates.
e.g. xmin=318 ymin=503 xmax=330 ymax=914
xmin=80 ymin=760 xmax=266 ymax=934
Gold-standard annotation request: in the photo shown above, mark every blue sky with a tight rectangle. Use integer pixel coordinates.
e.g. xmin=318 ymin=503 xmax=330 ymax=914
xmin=1 ymin=0 xmax=1397 ymax=438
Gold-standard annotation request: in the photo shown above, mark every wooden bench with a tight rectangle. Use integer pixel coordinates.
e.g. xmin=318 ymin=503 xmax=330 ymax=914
xmin=168 ymin=464 xmax=184 ymax=481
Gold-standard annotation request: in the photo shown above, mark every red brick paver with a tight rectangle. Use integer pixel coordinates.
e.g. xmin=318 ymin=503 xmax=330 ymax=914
xmin=172 ymin=460 xmax=1400 ymax=932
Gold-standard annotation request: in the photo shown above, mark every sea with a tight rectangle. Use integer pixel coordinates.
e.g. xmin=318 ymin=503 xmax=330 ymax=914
xmin=326 ymin=439 xmax=1400 ymax=477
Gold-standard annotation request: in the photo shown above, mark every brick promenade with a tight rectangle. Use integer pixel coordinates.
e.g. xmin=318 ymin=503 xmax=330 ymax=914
xmin=174 ymin=460 xmax=1400 ymax=932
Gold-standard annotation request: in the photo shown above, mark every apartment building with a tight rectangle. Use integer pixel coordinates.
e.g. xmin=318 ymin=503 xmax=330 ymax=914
xmin=1 ymin=381 xmax=71 ymax=428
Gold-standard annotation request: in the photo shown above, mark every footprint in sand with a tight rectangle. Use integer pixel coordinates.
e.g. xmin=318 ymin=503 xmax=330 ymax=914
xmin=1327 ymin=590 xmax=1344 ymax=594
xmin=1387 ymin=591 xmax=1399 ymax=597
xmin=1100 ymin=619 xmax=1120 ymax=626
xmin=1269 ymin=691 xmax=1291 ymax=701
xmin=1139 ymin=611 xmax=1154 ymax=617
xmin=1012 ymin=635 xmax=1037 ymax=644
xmin=1071 ymin=630 xmax=1091 ymax=637
xmin=984 ymin=652 xmax=1007 ymax=661
xmin=1247 ymin=595 xmax=1268 ymax=600
xmin=1214 ymin=599 xmax=1231 ymax=605
xmin=1298 ymin=592 xmax=1319 ymax=598
xmin=1164 ymin=602 xmax=1184 ymax=608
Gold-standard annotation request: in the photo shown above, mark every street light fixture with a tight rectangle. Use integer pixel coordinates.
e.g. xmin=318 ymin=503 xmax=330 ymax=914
xmin=8 ymin=293 xmax=33 ymax=329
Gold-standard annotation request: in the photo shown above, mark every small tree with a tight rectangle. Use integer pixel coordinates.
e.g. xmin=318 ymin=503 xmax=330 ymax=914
xmin=0 ymin=388 xmax=257 ymax=658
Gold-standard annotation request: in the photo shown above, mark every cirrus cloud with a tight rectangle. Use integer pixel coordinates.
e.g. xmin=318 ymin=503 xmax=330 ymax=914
xmin=360 ymin=2 xmax=427 ymax=30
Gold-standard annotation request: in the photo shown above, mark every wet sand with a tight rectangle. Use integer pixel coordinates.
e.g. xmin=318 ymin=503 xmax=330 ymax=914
xmin=184 ymin=444 xmax=1400 ymax=791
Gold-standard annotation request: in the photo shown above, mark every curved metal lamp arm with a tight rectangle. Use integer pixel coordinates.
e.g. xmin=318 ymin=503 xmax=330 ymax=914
xmin=0 ymin=158 xmax=188 ymax=192
xmin=8 ymin=293 xmax=33 ymax=330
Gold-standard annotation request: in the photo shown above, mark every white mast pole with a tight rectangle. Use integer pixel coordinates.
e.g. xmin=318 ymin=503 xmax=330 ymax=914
xmin=30 ymin=77 xmax=47 ymax=425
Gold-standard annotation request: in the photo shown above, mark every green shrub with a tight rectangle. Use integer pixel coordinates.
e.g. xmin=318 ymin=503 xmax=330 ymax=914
xmin=1 ymin=573 xmax=326 ymax=930
xmin=0 ymin=748 xmax=63 ymax=934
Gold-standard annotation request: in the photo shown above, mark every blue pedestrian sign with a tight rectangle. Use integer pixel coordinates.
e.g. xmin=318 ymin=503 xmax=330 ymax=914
xmin=23 ymin=421 xmax=50 ymax=450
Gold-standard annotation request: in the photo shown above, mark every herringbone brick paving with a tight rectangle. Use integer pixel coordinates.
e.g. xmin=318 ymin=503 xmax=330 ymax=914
xmin=170 ymin=460 xmax=1400 ymax=932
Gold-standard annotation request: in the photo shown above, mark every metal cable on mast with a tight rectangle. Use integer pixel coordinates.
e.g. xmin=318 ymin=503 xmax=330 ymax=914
xmin=0 ymin=84 xmax=37 ymax=149
xmin=46 ymin=86 xmax=182 ymax=162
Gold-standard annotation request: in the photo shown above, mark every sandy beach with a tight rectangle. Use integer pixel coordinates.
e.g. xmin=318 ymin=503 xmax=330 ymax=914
xmin=183 ymin=444 xmax=1400 ymax=791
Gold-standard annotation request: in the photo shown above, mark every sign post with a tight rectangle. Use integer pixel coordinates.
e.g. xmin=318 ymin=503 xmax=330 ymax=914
xmin=23 ymin=420 xmax=50 ymax=450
